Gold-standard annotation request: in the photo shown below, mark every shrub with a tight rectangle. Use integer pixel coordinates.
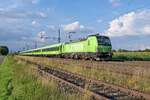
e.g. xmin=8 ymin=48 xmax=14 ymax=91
xmin=0 ymin=46 xmax=9 ymax=55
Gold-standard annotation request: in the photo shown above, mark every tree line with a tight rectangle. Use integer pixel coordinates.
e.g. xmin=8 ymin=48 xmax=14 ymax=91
xmin=113 ymin=49 xmax=150 ymax=52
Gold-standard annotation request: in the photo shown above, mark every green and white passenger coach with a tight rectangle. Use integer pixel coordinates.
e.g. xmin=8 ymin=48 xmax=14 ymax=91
xmin=20 ymin=34 xmax=113 ymax=60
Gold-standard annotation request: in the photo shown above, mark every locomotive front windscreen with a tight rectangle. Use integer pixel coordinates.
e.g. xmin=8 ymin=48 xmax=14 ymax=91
xmin=97 ymin=36 xmax=111 ymax=46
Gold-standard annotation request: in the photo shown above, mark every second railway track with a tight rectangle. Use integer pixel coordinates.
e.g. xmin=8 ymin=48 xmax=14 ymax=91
xmin=18 ymin=58 xmax=150 ymax=100
xmin=22 ymin=57 xmax=150 ymax=79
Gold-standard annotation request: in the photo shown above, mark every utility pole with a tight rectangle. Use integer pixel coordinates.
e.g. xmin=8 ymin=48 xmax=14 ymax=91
xmin=58 ymin=29 xmax=61 ymax=43
xmin=38 ymin=27 xmax=61 ymax=44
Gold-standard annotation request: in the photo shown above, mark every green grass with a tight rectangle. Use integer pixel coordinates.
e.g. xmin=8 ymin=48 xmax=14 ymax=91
xmin=0 ymin=56 xmax=86 ymax=100
xmin=112 ymin=52 xmax=150 ymax=61
xmin=0 ymin=56 xmax=13 ymax=100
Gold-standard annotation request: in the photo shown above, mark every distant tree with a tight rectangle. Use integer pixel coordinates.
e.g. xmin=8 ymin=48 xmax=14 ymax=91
xmin=118 ymin=49 xmax=129 ymax=52
xmin=0 ymin=46 xmax=9 ymax=55
xmin=137 ymin=50 xmax=142 ymax=52
xmin=112 ymin=49 xmax=116 ymax=52
xmin=143 ymin=49 xmax=150 ymax=52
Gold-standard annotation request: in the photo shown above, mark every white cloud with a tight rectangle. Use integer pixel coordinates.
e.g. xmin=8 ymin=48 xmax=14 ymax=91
xmin=80 ymin=25 xmax=85 ymax=29
xmin=132 ymin=44 xmax=150 ymax=50
xmin=142 ymin=25 xmax=150 ymax=33
xmin=31 ymin=20 xmax=40 ymax=27
xmin=37 ymin=12 xmax=47 ymax=18
xmin=138 ymin=45 xmax=150 ymax=50
xmin=32 ymin=20 xmax=37 ymax=25
xmin=105 ymin=9 xmax=150 ymax=37
xmin=109 ymin=0 xmax=121 ymax=7
xmin=1 ymin=0 xmax=40 ymax=10
xmin=46 ymin=25 xmax=56 ymax=31
xmin=31 ymin=0 xmax=39 ymax=4
xmin=15 ymin=0 xmax=39 ymax=5
xmin=97 ymin=19 xmax=103 ymax=23
xmin=62 ymin=21 xmax=82 ymax=32
xmin=62 ymin=21 xmax=94 ymax=33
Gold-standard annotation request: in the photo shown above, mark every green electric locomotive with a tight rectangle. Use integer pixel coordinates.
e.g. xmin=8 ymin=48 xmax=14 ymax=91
xmin=20 ymin=34 xmax=112 ymax=60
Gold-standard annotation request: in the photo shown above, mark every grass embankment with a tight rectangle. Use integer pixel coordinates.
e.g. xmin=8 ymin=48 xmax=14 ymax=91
xmin=0 ymin=56 xmax=86 ymax=100
xmin=113 ymin=52 xmax=150 ymax=61
xmin=20 ymin=56 xmax=150 ymax=94
xmin=0 ymin=57 xmax=13 ymax=100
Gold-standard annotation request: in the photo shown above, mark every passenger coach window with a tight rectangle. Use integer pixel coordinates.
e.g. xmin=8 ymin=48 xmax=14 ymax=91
xmin=42 ymin=46 xmax=59 ymax=52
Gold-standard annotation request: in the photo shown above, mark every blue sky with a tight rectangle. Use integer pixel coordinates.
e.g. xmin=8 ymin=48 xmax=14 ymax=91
xmin=0 ymin=0 xmax=150 ymax=51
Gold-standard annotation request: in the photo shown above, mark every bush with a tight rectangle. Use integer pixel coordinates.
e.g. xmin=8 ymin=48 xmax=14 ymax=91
xmin=0 ymin=46 xmax=9 ymax=55
xmin=113 ymin=52 xmax=150 ymax=61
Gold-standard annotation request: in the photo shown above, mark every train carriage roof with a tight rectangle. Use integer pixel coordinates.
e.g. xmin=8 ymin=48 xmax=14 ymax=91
xmin=21 ymin=43 xmax=62 ymax=53
xmin=39 ymin=43 xmax=62 ymax=49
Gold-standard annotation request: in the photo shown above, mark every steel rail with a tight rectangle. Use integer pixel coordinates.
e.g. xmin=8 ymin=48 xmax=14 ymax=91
xmin=38 ymin=67 xmax=108 ymax=100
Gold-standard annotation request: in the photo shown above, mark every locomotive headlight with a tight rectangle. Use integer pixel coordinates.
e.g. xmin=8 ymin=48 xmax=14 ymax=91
xmin=109 ymin=52 xmax=113 ymax=56
xmin=108 ymin=52 xmax=112 ymax=56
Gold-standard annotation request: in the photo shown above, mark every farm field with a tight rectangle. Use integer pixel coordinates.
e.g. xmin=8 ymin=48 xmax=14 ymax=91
xmin=0 ymin=56 xmax=85 ymax=100
xmin=113 ymin=52 xmax=150 ymax=61
xmin=17 ymin=56 xmax=150 ymax=94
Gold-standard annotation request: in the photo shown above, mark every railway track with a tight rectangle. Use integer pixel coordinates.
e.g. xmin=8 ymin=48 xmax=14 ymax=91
xmin=50 ymin=58 xmax=150 ymax=79
xmin=18 ymin=58 xmax=150 ymax=100
xmin=21 ymin=56 xmax=150 ymax=79
xmin=73 ymin=63 xmax=150 ymax=79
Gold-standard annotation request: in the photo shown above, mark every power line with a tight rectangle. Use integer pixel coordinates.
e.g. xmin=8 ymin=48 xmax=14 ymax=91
xmin=39 ymin=28 xmax=61 ymax=43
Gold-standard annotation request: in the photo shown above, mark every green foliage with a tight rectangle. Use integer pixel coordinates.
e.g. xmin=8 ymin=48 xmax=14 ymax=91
xmin=118 ymin=49 xmax=129 ymax=52
xmin=142 ymin=49 xmax=150 ymax=52
xmin=113 ymin=52 xmax=150 ymax=61
xmin=0 ymin=46 xmax=9 ymax=55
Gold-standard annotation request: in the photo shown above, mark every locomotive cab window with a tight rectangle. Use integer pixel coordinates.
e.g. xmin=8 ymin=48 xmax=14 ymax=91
xmin=97 ymin=36 xmax=111 ymax=46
